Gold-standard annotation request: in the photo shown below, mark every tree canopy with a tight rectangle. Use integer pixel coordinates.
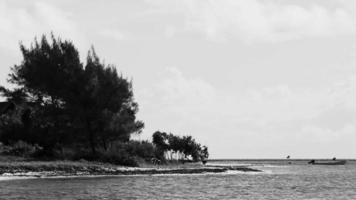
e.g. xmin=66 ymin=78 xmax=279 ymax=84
xmin=152 ymin=131 xmax=209 ymax=162
xmin=0 ymin=34 xmax=144 ymax=155
xmin=0 ymin=33 xmax=209 ymax=166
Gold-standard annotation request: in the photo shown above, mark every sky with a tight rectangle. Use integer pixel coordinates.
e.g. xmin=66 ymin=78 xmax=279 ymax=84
xmin=1 ymin=0 xmax=356 ymax=159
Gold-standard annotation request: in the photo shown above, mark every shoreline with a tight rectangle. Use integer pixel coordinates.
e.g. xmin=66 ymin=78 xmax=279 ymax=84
xmin=0 ymin=161 xmax=261 ymax=179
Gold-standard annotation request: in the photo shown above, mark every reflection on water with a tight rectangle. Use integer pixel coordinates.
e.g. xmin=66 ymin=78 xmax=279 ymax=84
xmin=1 ymin=160 xmax=356 ymax=199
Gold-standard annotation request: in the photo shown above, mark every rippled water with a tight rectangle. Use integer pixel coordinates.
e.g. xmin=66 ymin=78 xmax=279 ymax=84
xmin=1 ymin=160 xmax=356 ymax=199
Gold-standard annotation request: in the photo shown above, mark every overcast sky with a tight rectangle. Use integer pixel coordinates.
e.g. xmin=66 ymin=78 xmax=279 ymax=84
xmin=1 ymin=0 xmax=356 ymax=159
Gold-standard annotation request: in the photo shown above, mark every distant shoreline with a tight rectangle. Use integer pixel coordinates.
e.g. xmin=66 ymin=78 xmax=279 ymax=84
xmin=0 ymin=160 xmax=261 ymax=179
xmin=208 ymin=159 xmax=354 ymax=161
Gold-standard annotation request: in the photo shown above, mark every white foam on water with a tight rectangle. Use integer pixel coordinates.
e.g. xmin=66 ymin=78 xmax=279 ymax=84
xmin=257 ymin=164 xmax=289 ymax=168
xmin=206 ymin=163 xmax=252 ymax=167
xmin=221 ymin=170 xmax=270 ymax=175
xmin=0 ymin=176 xmax=39 ymax=181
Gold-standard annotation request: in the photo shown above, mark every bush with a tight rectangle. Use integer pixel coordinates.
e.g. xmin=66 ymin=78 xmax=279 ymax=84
xmin=67 ymin=144 xmax=139 ymax=167
xmin=99 ymin=141 xmax=140 ymax=166
xmin=0 ymin=138 xmax=158 ymax=167
xmin=98 ymin=150 xmax=138 ymax=167
xmin=77 ymin=141 xmax=157 ymax=166
xmin=125 ymin=140 xmax=156 ymax=159
xmin=0 ymin=140 xmax=42 ymax=157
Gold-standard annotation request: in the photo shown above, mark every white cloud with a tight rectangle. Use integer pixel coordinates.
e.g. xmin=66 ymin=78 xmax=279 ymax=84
xmin=0 ymin=1 xmax=88 ymax=54
xmin=137 ymin=67 xmax=216 ymax=116
xmin=139 ymin=68 xmax=356 ymax=126
xmin=137 ymin=68 xmax=356 ymax=157
xmin=155 ymin=67 xmax=215 ymax=106
xmin=99 ymin=29 xmax=126 ymax=41
xmin=300 ymin=123 xmax=356 ymax=143
xmin=146 ymin=0 xmax=356 ymax=43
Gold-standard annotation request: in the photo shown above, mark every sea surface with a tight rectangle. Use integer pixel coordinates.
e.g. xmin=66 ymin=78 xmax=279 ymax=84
xmin=1 ymin=159 xmax=356 ymax=200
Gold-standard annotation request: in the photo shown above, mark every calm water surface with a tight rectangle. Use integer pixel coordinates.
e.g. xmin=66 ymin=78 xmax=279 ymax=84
xmin=1 ymin=160 xmax=356 ymax=199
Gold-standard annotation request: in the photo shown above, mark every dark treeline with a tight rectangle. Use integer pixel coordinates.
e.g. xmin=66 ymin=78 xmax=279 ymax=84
xmin=0 ymin=34 xmax=208 ymax=166
xmin=153 ymin=131 xmax=208 ymax=162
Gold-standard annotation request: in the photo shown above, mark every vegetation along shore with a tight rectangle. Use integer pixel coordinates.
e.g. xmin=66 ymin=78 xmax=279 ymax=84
xmin=0 ymin=157 xmax=260 ymax=178
xmin=0 ymin=33 xmax=261 ymax=177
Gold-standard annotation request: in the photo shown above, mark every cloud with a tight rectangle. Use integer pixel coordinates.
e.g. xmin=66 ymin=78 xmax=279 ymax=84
xmin=99 ymin=29 xmax=126 ymax=41
xmin=300 ymin=123 xmax=356 ymax=143
xmin=138 ymin=68 xmax=356 ymax=127
xmin=155 ymin=67 xmax=215 ymax=106
xmin=137 ymin=68 xmax=356 ymax=157
xmin=146 ymin=0 xmax=356 ymax=43
xmin=0 ymin=1 xmax=88 ymax=54
xmin=137 ymin=67 xmax=216 ymax=117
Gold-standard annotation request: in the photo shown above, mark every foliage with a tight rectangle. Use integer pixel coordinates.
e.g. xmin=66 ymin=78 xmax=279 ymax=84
xmin=124 ymin=140 xmax=156 ymax=159
xmin=152 ymin=131 xmax=209 ymax=162
xmin=0 ymin=141 xmax=42 ymax=157
xmin=0 ymin=34 xmax=144 ymax=157
xmin=68 ymin=141 xmax=156 ymax=167
xmin=0 ymin=33 xmax=209 ymax=166
xmin=0 ymin=34 xmax=146 ymax=166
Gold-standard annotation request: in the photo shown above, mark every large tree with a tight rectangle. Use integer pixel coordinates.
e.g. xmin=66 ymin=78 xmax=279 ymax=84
xmin=0 ymin=34 xmax=144 ymax=154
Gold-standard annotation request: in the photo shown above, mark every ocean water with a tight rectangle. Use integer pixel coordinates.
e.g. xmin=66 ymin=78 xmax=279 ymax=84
xmin=1 ymin=160 xmax=356 ymax=200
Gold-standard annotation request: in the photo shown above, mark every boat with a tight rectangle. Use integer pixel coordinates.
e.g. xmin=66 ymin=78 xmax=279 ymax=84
xmin=308 ymin=160 xmax=346 ymax=165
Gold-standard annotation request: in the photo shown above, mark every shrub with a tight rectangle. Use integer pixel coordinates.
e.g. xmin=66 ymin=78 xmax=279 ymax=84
xmin=67 ymin=145 xmax=139 ymax=167
xmin=0 ymin=140 xmax=42 ymax=157
xmin=98 ymin=150 xmax=138 ymax=167
xmin=76 ymin=141 xmax=157 ymax=166
xmin=125 ymin=140 xmax=155 ymax=159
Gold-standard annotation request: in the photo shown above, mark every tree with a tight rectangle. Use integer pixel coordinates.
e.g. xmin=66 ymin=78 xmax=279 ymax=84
xmin=152 ymin=131 xmax=209 ymax=162
xmin=152 ymin=131 xmax=169 ymax=159
xmin=70 ymin=49 xmax=144 ymax=153
xmin=200 ymin=145 xmax=209 ymax=161
xmin=0 ymin=34 xmax=144 ymax=154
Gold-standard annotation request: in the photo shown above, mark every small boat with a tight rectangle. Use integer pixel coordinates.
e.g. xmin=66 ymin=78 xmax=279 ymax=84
xmin=308 ymin=160 xmax=346 ymax=165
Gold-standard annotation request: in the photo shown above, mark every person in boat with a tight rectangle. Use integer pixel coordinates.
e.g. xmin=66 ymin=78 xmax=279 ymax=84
xmin=308 ymin=159 xmax=346 ymax=165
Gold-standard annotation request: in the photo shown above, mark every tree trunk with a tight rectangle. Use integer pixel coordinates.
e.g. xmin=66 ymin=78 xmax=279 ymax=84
xmin=89 ymin=131 xmax=96 ymax=154
xmin=102 ymin=139 xmax=107 ymax=151
xmin=86 ymin=119 xmax=96 ymax=154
